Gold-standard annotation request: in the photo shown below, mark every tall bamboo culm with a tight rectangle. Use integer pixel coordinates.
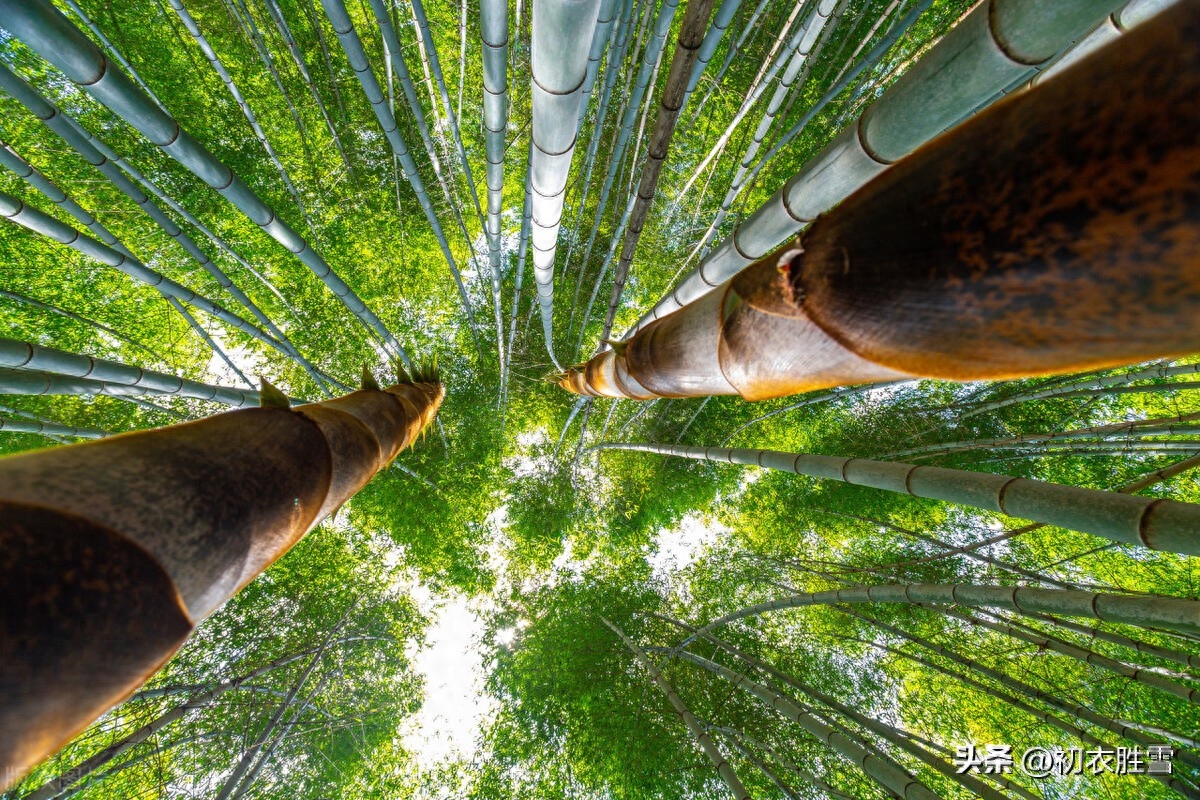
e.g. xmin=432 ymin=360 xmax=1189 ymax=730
xmin=561 ymin=3 xmax=1200 ymax=401
xmin=626 ymin=0 xmax=1162 ymax=336
xmin=0 ymin=367 xmax=443 ymax=789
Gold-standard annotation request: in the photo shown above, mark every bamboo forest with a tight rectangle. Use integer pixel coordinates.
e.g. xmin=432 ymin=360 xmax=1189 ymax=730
xmin=3 ymin=0 xmax=1200 ymax=796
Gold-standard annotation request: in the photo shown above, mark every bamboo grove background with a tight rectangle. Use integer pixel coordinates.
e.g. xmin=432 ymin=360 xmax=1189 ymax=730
xmin=1 ymin=0 xmax=1198 ymax=797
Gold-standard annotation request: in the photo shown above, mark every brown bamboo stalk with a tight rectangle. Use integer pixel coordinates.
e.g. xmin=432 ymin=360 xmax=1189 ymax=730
xmin=560 ymin=3 xmax=1200 ymax=400
xmin=0 ymin=368 xmax=443 ymax=789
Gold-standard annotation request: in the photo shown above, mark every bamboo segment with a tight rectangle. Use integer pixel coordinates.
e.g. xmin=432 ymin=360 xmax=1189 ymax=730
xmin=595 ymin=0 xmax=718 ymax=346
xmin=602 ymin=618 xmax=753 ymax=800
xmin=528 ymin=0 xmax=602 ymax=365
xmin=0 ymin=336 xmax=260 ymax=407
xmin=667 ymin=649 xmax=941 ymax=800
xmin=319 ymin=0 xmax=480 ymax=354
xmin=588 ymin=442 xmax=1200 ymax=556
xmin=0 ymin=374 xmax=443 ymax=788
xmin=628 ymin=0 xmax=1156 ymax=336
xmin=0 ymin=0 xmax=408 ymax=362
xmin=0 ymin=191 xmax=275 ymax=349
xmin=481 ymin=0 xmax=510 ymax=375
xmin=564 ymin=3 xmax=1200 ymax=399
xmin=571 ymin=0 xmax=679 ymax=349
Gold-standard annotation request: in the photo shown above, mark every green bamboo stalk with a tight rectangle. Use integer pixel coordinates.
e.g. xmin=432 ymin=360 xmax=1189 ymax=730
xmin=662 ymin=647 xmax=942 ymax=800
xmin=843 ymin=609 xmax=1200 ymax=787
xmin=0 ymin=341 xmax=260 ymax=408
xmin=0 ymin=64 xmax=326 ymax=384
xmin=320 ymin=0 xmax=482 ymax=355
xmin=588 ymin=442 xmax=1200 ymax=556
xmin=260 ymin=0 xmax=350 ymax=179
xmin=0 ymin=191 xmax=276 ymax=351
xmin=594 ymin=0 xmax=717 ymax=347
xmin=165 ymin=0 xmax=315 ymax=236
xmin=714 ymin=730 xmax=803 ymax=800
xmin=665 ymin=621 xmax=1013 ymax=800
xmin=0 ymin=289 xmax=161 ymax=363
xmin=19 ymin=642 xmax=344 ymax=800
xmin=950 ymin=608 xmax=1200 ymax=706
xmin=601 ymin=618 xmax=752 ymax=800
xmin=0 ymin=0 xmax=411 ymax=364
xmin=0 ymin=413 xmax=109 ymax=441
xmin=409 ymin=0 xmax=486 ymax=235
xmin=1025 ymin=612 xmax=1200 ymax=672
xmin=703 ymin=723 xmax=856 ymax=800
xmin=883 ymin=410 xmax=1200 ymax=460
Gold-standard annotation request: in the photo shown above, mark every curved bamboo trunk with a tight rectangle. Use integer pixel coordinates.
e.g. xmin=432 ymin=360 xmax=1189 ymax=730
xmin=0 ymin=370 xmax=443 ymax=789
xmin=1026 ymin=612 xmax=1200 ymax=672
xmin=951 ymin=608 xmax=1200 ymax=706
xmin=629 ymin=0 xmax=1156 ymax=336
xmin=589 ymin=442 xmax=1200 ymax=556
xmin=594 ymin=0 xmax=717 ymax=347
xmin=845 ymin=609 xmax=1200 ymax=787
xmin=601 ymin=618 xmax=752 ymax=800
xmin=0 ymin=0 xmax=410 ymax=363
xmin=528 ymin=0 xmax=603 ymax=366
xmin=564 ymin=5 xmax=1200 ymax=400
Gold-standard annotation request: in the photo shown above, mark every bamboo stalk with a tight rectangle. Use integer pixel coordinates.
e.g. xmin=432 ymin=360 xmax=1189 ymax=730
xmin=564 ymin=5 xmax=1200 ymax=400
xmin=629 ymin=0 xmax=1143 ymax=337
xmin=663 ymin=647 xmax=941 ymax=800
xmin=0 ymin=191 xmax=278 ymax=351
xmin=0 ymin=340 xmax=260 ymax=408
xmin=593 ymin=0 xmax=718 ymax=348
xmin=589 ymin=442 xmax=1200 ymax=556
xmin=481 ymin=0 xmax=510 ymax=379
xmin=0 ymin=0 xmax=411 ymax=363
xmin=0 ymin=369 xmax=443 ymax=788
xmin=601 ymin=618 xmax=752 ymax=800
xmin=664 ymin=621 xmax=1012 ymax=800
xmin=527 ymin=0 xmax=603 ymax=366
xmin=319 ymin=0 xmax=481 ymax=356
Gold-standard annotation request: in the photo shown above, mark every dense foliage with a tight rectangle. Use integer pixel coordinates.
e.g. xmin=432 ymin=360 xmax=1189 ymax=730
xmin=2 ymin=0 xmax=1198 ymax=798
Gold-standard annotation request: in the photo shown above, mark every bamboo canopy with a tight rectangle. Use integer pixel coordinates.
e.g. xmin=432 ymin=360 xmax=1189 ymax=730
xmin=562 ymin=2 xmax=1200 ymax=400
xmin=0 ymin=369 xmax=443 ymax=788
xmin=625 ymin=0 xmax=1162 ymax=338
